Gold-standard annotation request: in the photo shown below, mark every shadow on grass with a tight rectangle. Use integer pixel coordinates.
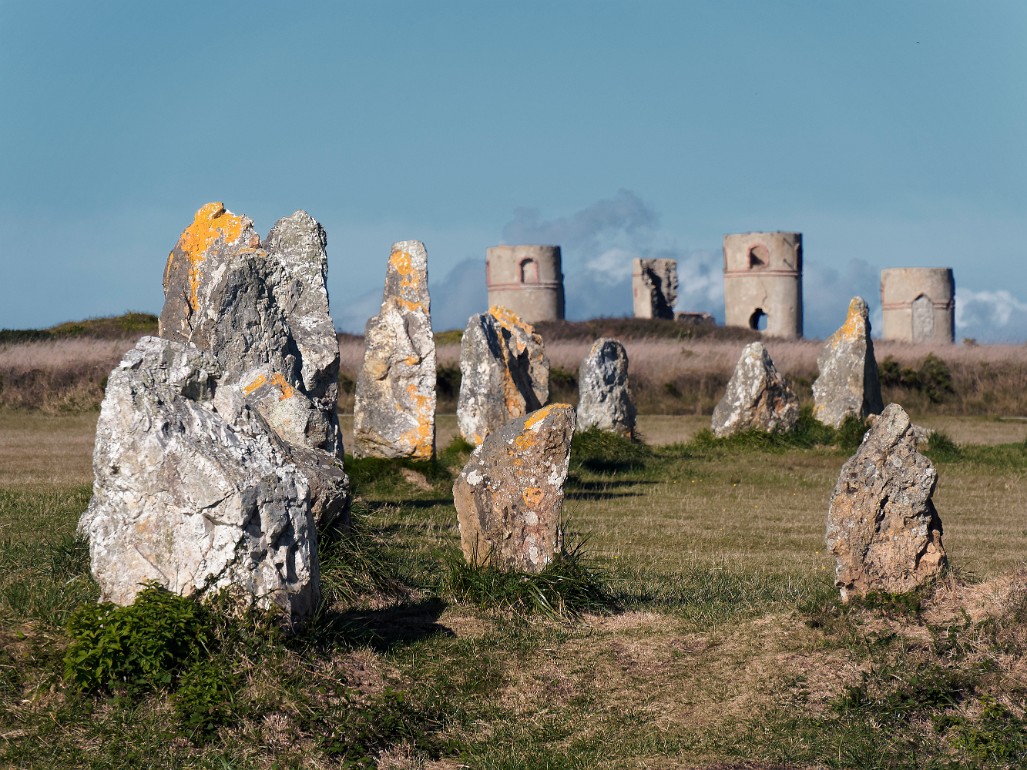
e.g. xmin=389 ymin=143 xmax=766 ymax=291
xmin=305 ymin=597 xmax=454 ymax=652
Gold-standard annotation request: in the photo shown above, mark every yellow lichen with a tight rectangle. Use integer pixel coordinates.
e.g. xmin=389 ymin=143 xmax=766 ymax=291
xmin=242 ymin=372 xmax=296 ymax=401
xmin=489 ymin=305 xmax=534 ymax=336
xmin=522 ymin=487 xmax=544 ymax=507
xmin=169 ymin=202 xmax=247 ymax=312
xmin=269 ymin=373 xmax=296 ymax=401
xmin=389 ymin=249 xmax=427 ymax=312
xmin=524 ymin=403 xmax=570 ymax=430
xmin=242 ymin=374 xmax=269 ymax=395
xmin=833 ymin=298 xmax=866 ymax=345
xmin=513 ymin=433 xmax=536 ymax=451
xmin=398 ymin=383 xmax=433 ymax=458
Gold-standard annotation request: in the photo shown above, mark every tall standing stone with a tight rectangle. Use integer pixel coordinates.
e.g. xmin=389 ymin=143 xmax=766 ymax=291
xmin=826 ymin=403 xmax=946 ymax=601
xmin=576 ymin=338 xmax=636 ymax=437
xmin=159 ymin=202 xmax=349 ymax=529
xmin=457 ymin=306 xmax=549 ymax=445
xmin=812 ymin=297 xmax=884 ymax=428
xmin=453 ymin=404 xmax=575 ymax=573
xmin=353 ymin=241 xmax=437 ymax=459
xmin=711 ymin=342 xmax=800 ymax=437
xmin=79 ymin=337 xmax=320 ymax=625
xmin=632 ymin=258 xmax=678 ymax=319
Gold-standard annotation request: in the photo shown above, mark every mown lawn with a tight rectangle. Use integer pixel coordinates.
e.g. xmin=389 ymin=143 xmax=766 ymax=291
xmin=0 ymin=411 xmax=1025 ymax=769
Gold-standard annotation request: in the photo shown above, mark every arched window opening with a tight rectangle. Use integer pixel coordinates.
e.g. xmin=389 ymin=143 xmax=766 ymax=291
xmin=520 ymin=258 xmax=539 ymax=284
xmin=749 ymin=309 xmax=768 ymax=331
xmin=748 ymin=245 xmax=770 ymax=269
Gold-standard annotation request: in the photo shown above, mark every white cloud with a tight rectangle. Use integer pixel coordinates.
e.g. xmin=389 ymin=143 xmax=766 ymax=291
xmin=955 ymin=288 xmax=1027 ymax=342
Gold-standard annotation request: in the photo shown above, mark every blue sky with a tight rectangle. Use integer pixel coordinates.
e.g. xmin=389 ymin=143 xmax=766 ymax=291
xmin=2 ymin=1 xmax=1025 ymax=340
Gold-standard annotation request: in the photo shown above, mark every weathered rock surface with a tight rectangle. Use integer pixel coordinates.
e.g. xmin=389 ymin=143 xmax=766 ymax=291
xmin=576 ymin=338 xmax=636 ymax=437
xmin=457 ymin=306 xmax=549 ymax=445
xmin=632 ymin=258 xmax=678 ymax=319
xmin=711 ymin=342 xmax=799 ymax=437
xmin=453 ymin=404 xmax=575 ymax=573
xmin=353 ymin=241 xmax=436 ymax=459
xmin=812 ymin=297 xmax=884 ymax=428
xmin=158 ymin=203 xmax=349 ymax=528
xmin=79 ymin=336 xmax=320 ymax=624
xmin=826 ymin=403 xmax=946 ymax=602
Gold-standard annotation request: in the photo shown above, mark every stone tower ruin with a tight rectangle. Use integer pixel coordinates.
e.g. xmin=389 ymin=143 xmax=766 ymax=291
xmin=486 ymin=245 xmax=565 ymax=323
xmin=632 ymin=258 xmax=678 ymax=319
xmin=880 ymin=268 xmax=955 ymax=344
xmin=723 ymin=231 xmax=803 ymax=339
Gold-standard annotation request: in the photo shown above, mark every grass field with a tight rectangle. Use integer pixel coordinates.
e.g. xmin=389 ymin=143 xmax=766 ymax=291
xmin=1 ymin=407 xmax=1026 ymax=768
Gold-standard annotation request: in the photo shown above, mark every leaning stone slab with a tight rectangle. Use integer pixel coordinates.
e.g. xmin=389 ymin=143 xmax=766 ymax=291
xmin=457 ymin=306 xmax=549 ymax=445
xmin=576 ymin=338 xmax=636 ymax=437
xmin=353 ymin=241 xmax=436 ymax=459
xmin=159 ymin=203 xmax=349 ymax=528
xmin=711 ymin=342 xmax=799 ymax=437
xmin=453 ymin=404 xmax=575 ymax=573
xmin=826 ymin=403 xmax=946 ymax=602
xmin=812 ymin=296 xmax=884 ymax=429
xmin=79 ymin=336 xmax=320 ymax=625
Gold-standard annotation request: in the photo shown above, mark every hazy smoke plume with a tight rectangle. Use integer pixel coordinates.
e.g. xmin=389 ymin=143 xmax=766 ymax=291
xmin=502 ymin=189 xmax=724 ymax=322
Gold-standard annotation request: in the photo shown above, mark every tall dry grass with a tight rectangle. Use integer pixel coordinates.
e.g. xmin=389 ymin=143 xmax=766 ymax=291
xmin=5 ymin=328 xmax=1027 ymax=417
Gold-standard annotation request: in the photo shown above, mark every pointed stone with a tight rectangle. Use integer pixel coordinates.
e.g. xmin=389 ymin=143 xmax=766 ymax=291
xmin=711 ymin=342 xmax=799 ymax=437
xmin=158 ymin=203 xmax=349 ymax=529
xmin=79 ymin=337 xmax=319 ymax=625
xmin=826 ymin=403 xmax=947 ymax=601
xmin=576 ymin=338 xmax=636 ymax=437
xmin=453 ymin=404 xmax=575 ymax=573
xmin=812 ymin=297 xmax=884 ymax=428
xmin=457 ymin=306 xmax=549 ymax=445
xmin=353 ymin=241 xmax=437 ymax=459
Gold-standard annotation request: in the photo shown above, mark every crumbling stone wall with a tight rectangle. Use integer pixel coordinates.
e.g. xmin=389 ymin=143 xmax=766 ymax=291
xmin=880 ymin=268 xmax=955 ymax=344
xmin=486 ymin=245 xmax=565 ymax=323
xmin=723 ymin=231 xmax=803 ymax=339
xmin=631 ymin=258 xmax=678 ymax=319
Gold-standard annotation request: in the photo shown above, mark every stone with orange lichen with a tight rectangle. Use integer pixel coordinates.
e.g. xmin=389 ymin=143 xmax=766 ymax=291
xmin=158 ymin=204 xmax=349 ymax=529
xmin=827 ymin=403 xmax=946 ymax=601
xmin=457 ymin=306 xmax=549 ymax=445
xmin=453 ymin=404 xmax=575 ymax=573
xmin=79 ymin=336 xmax=320 ymax=626
xmin=353 ymin=240 xmax=436 ymax=459
xmin=576 ymin=338 xmax=637 ymax=437
xmin=812 ymin=296 xmax=884 ymax=428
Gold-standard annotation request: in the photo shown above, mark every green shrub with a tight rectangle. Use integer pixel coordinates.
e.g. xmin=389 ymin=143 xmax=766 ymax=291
xmin=879 ymin=354 xmax=956 ymax=403
xmin=64 ymin=584 xmax=214 ymax=694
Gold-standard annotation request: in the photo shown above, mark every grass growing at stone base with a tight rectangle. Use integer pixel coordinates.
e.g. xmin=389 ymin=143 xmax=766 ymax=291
xmin=1 ymin=421 xmax=1027 ymax=767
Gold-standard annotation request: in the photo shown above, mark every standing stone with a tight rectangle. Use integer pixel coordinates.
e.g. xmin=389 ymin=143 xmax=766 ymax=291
xmin=353 ymin=241 xmax=436 ymax=459
xmin=632 ymin=258 xmax=678 ymax=319
xmin=159 ymin=203 xmax=349 ymax=528
xmin=812 ymin=297 xmax=884 ymax=428
xmin=711 ymin=342 xmax=800 ymax=437
xmin=453 ymin=404 xmax=575 ymax=573
xmin=576 ymin=338 xmax=636 ymax=437
xmin=457 ymin=306 xmax=549 ymax=445
xmin=826 ymin=403 xmax=946 ymax=601
xmin=79 ymin=337 xmax=319 ymax=625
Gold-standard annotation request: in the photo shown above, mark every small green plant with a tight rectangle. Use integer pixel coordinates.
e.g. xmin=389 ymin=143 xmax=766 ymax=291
xmin=924 ymin=429 xmax=963 ymax=461
xmin=63 ymin=583 xmax=239 ymax=739
xmin=943 ymin=695 xmax=1027 ymax=764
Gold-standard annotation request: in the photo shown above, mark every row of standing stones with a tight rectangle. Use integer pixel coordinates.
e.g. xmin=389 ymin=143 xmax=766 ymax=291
xmin=80 ymin=205 xmax=944 ymax=629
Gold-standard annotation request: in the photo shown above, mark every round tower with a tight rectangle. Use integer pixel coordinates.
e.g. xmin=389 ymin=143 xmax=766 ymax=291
xmin=723 ymin=232 xmax=803 ymax=339
xmin=485 ymin=245 xmax=565 ymax=323
xmin=880 ymin=268 xmax=955 ymax=343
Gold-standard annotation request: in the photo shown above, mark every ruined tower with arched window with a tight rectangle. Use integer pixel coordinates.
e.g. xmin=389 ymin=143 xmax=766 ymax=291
xmin=880 ymin=268 xmax=955 ymax=344
xmin=485 ymin=245 xmax=565 ymax=323
xmin=723 ymin=231 xmax=803 ymax=339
